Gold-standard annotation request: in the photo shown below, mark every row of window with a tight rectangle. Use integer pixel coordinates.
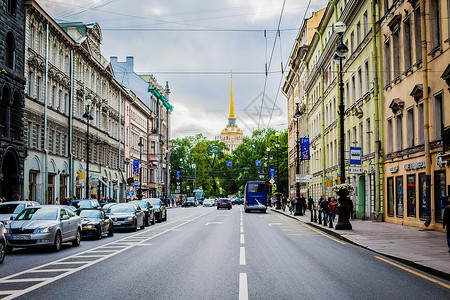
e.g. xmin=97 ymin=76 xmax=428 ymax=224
xmin=27 ymin=122 xmax=67 ymax=157
xmin=386 ymin=92 xmax=444 ymax=153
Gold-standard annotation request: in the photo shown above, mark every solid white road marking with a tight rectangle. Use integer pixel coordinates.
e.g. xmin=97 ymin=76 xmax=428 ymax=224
xmin=205 ymin=222 xmax=223 ymax=226
xmin=240 ymin=247 xmax=246 ymax=265
xmin=240 ymin=234 xmax=245 ymax=244
xmin=239 ymin=273 xmax=248 ymax=300
xmin=268 ymin=223 xmax=282 ymax=226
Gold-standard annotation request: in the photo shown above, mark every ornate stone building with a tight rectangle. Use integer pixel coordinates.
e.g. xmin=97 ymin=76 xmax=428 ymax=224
xmin=23 ymin=0 xmax=125 ymax=203
xmin=0 ymin=0 xmax=26 ymax=201
xmin=220 ymin=74 xmax=243 ymax=152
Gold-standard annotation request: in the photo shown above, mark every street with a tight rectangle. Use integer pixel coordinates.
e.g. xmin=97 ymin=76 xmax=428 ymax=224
xmin=1 ymin=206 xmax=449 ymax=299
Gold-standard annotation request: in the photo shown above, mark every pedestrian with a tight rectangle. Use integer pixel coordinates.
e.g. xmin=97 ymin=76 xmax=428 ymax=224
xmin=329 ymin=197 xmax=338 ymax=222
xmin=300 ymin=195 xmax=306 ymax=214
xmin=0 ymin=196 xmax=5 ymax=203
xmin=443 ymin=201 xmax=450 ymax=252
xmin=282 ymin=196 xmax=287 ymax=212
xmin=308 ymin=196 xmax=314 ymax=211
xmin=288 ymin=198 xmax=295 ymax=215
xmin=55 ymin=197 xmax=59 ymax=205
xmin=321 ymin=197 xmax=330 ymax=224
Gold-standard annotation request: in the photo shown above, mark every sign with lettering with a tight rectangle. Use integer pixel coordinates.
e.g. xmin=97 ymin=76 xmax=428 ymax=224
xmin=404 ymin=161 xmax=425 ymax=171
xmin=389 ymin=166 xmax=399 ymax=173
xmin=300 ymin=138 xmax=310 ymax=160
xmin=349 ymin=147 xmax=362 ymax=165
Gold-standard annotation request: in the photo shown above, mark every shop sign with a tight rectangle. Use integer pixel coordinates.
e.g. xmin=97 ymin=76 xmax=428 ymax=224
xmin=404 ymin=161 xmax=425 ymax=170
xmin=296 ymin=174 xmax=313 ymax=183
xmin=389 ymin=166 xmax=399 ymax=173
xmin=437 ymin=153 xmax=450 ymax=168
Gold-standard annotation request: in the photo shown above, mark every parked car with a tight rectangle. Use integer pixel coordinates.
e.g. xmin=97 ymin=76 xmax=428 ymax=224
xmin=145 ymin=198 xmax=167 ymax=222
xmin=129 ymin=200 xmax=155 ymax=226
xmin=0 ymin=201 xmax=39 ymax=224
xmin=78 ymin=209 xmax=114 ymax=239
xmin=4 ymin=205 xmax=82 ymax=252
xmin=107 ymin=203 xmax=145 ymax=231
xmin=182 ymin=197 xmax=197 ymax=207
xmin=0 ymin=223 xmax=6 ymax=264
xmin=70 ymin=199 xmax=101 ymax=211
xmin=203 ymin=199 xmax=215 ymax=207
xmin=217 ymin=199 xmax=232 ymax=210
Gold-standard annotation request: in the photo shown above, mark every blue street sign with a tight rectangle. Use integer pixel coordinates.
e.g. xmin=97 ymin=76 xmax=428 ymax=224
xmin=124 ymin=161 xmax=130 ymax=165
xmin=227 ymin=161 xmax=232 ymax=167
xmin=349 ymin=147 xmax=362 ymax=165
xmin=300 ymin=138 xmax=310 ymax=160
xmin=256 ymin=160 xmax=261 ymax=166
xmin=134 ymin=179 xmax=139 ymax=188
xmin=270 ymin=168 xmax=275 ymax=180
xmin=176 ymin=171 xmax=181 ymax=180
xmin=133 ymin=159 xmax=139 ymax=175
xmin=127 ymin=191 xmax=134 ymax=197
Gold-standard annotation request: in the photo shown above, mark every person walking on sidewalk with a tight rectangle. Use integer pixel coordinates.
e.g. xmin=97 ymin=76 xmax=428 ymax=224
xmin=443 ymin=202 xmax=450 ymax=252
xmin=329 ymin=197 xmax=338 ymax=222
xmin=282 ymin=196 xmax=287 ymax=212
xmin=288 ymin=198 xmax=295 ymax=215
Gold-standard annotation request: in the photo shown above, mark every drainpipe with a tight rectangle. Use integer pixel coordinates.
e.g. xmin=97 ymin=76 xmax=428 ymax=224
xmin=118 ymin=90 xmax=122 ymax=201
xmin=43 ymin=23 xmax=49 ymax=204
xmin=330 ymin=0 xmax=339 ymax=22
xmin=372 ymin=0 xmax=383 ymax=220
xmin=420 ymin=0 xmax=432 ymax=227
xmin=69 ymin=49 xmax=74 ymax=198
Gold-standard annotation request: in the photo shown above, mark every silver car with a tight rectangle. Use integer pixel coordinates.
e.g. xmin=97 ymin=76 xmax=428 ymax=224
xmin=4 ymin=205 xmax=82 ymax=252
xmin=0 ymin=201 xmax=40 ymax=225
xmin=0 ymin=223 xmax=6 ymax=264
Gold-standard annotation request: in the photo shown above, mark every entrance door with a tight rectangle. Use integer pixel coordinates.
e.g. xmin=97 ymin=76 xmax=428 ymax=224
xmin=357 ymin=176 xmax=366 ymax=219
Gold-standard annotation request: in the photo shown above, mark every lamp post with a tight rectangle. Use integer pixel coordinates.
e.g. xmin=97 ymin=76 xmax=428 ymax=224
xmin=333 ymin=22 xmax=352 ymax=230
xmin=82 ymin=99 xmax=93 ymax=199
xmin=138 ymin=137 xmax=143 ymax=198
xmin=179 ymin=158 xmax=183 ymax=196
xmin=293 ymin=102 xmax=303 ymax=216
xmin=275 ymin=132 xmax=281 ymax=209
xmin=192 ymin=163 xmax=197 ymax=190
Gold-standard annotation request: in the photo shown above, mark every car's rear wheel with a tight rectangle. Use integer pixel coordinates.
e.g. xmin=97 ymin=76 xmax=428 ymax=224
xmin=52 ymin=232 xmax=62 ymax=252
xmin=107 ymin=225 xmax=114 ymax=237
xmin=162 ymin=212 xmax=167 ymax=221
xmin=145 ymin=216 xmax=151 ymax=226
xmin=72 ymin=229 xmax=81 ymax=246
xmin=151 ymin=214 xmax=156 ymax=225
xmin=0 ymin=241 xmax=5 ymax=264
xmin=133 ymin=221 xmax=138 ymax=232
xmin=96 ymin=227 xmax=102 ymax=240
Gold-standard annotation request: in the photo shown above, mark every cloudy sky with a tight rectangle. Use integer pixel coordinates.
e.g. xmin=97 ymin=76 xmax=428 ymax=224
xmin=37 ymin=0 xmax=328 ymax=139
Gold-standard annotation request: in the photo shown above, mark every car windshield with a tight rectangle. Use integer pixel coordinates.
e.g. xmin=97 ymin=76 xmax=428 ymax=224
xmin=79 ymin=201 xmax=93 ymax=208
xmin=79 ymin=210 xmax=101 ymax=218
xmin=109 ymin=205 xmax=135 ymax=213
xmin=0 ymin=203 xmax=23 ymax=214
xmin=148 ymin=200 xmax=161 ymax=207
xmin=131 ymin=201 xmax=147 ymax=209
xmin=16 ymin=207 xmax=58 ymax=221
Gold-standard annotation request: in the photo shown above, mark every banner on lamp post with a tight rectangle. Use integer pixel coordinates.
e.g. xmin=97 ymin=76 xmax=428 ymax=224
xmin=300 ymin=138 xmax=310 ymax=160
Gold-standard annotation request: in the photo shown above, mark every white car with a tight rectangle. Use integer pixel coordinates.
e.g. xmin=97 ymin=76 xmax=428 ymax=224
xmin=203 ymin=199 xmax=215 ymax=207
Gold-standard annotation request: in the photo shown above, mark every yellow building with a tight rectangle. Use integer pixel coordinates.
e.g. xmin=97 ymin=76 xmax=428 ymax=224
xmin=220 ymin=74 xmax=243 ymax=152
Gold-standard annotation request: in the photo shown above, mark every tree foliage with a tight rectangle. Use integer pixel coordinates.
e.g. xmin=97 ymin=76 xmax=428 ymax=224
xmin=170 ymin=129 xmax=288 ymax=197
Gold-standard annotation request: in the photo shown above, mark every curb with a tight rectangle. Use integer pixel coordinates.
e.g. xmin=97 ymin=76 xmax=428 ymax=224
xmin=270 ymin=208 xmax=450 ymax=282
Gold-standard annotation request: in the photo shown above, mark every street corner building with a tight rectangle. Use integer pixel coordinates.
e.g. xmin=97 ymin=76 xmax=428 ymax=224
xmin=0 ymin=0 xmax=26 ymax=201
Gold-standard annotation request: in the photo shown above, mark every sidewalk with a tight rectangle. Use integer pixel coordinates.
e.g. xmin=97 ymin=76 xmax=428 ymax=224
xmin=271 ymin=207 xmax=450 ymax=281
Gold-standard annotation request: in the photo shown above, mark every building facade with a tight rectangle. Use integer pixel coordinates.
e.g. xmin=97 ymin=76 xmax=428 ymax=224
xmin=0 ymin=0 xmax=26 ymax=201
xmin=381 ymin=0 xmax=449 ymax=230
xmin=220 ymin=74 xmax=243 ymax=152
xmin=23 ymin=0 xmax=125 ymax=203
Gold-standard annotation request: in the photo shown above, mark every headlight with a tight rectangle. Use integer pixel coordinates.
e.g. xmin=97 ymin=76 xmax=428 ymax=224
xmin=2 ymin=226 xmax=7 ymax=234
xmin=35 ymin=226 xmax=53 ymax=233
xmin=86 ymin=225 xmax=96 ymax=229
xmin=126 ymin=216 xmax=133 ymax=221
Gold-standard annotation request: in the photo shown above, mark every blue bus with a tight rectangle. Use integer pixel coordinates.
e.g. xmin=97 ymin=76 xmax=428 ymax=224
xmin=193 ymin=189 xmax=205 ymax=205
xmin=244 ymin=181 xmax=267 ymax=213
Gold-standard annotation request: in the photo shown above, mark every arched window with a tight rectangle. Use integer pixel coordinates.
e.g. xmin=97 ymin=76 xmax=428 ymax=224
xmin=6 ymin=32 xmax=15 ymax=69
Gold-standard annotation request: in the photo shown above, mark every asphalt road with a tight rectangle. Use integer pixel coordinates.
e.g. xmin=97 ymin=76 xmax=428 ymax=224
xmin=1 ymin=206 xmax=449 ymax=299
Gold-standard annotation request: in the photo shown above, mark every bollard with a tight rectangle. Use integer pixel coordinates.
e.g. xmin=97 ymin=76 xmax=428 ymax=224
xmin=313 ymin=209 xmax=317 ymax=222
xmin=329 ymin=213 xmax=333 ymax=228
xmin=310 ymin=208 xmax=313 ymax=222
xmin=318 ymin=209 xmax=322 ymax=224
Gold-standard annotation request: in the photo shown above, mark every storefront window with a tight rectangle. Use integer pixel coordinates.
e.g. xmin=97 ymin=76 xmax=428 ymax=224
xmin=59 ymin=175 xmax=67 ymax=201
xmin=434 ymin=171 xmax=446 ymax=221
xmin=418 ymin=173 xmax=427 ymax=218
xmin=387 ymin=177 xmax=394 ymax=216
xmin=396 ymin=176 xmax=404 ymax=217
xmin=407 ymin=174 xmax=416 ymax=217
xmin=48 ymin=174 xmax=55 ymax=204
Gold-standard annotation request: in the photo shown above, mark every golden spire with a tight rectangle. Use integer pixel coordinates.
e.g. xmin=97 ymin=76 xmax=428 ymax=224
xmin=229 ymin=71 xmax=235 ymax=119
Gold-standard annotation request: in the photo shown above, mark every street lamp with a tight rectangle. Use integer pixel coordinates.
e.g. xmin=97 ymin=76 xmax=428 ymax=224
xmin=82 ymin=99 xmax=94 ymax=199
xmin=293 ymin=101 xmax=303 ymax=216
xmin=192 ymin=163 xmax=197 ymax=190
xmin=138 ymin=137 xmax=143 ymax=198
xmin=179 ymin=158 xmax=183 ymax=196
xmin=275 ymin=132 xmax=281 ymax=209
xmin=333 ymin=22 xmax=352 ymax=230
